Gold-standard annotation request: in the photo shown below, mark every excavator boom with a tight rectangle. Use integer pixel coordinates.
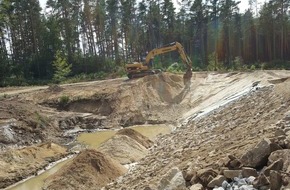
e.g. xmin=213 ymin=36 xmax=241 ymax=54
xmin=145 ymin=42 xmax=192 ymax=69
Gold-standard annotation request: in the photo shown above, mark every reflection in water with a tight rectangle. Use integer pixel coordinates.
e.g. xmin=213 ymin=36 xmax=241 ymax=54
xmin=6 ymin=124 xmax=172 ymax=190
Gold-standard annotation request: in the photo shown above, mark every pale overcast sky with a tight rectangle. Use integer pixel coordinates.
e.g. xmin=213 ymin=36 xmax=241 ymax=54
xmin=38 ymin=0 xmax=265 ymax=13
xmin=39 ymin=0 xmax=46 ymax=9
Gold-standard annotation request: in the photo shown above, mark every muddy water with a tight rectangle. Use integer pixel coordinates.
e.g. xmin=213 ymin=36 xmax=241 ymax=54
xmin=77 ymin=130 xmax=117 ymax=149
xmin=7 ymin=159 xmax=71 ymax=190
xmin=77 ymin=124 xmax=172 ymax=149
xmin=130 ymin=124 xmax=172 ymax=140
xmin=6 ymin=125 xmax=172 ymax=190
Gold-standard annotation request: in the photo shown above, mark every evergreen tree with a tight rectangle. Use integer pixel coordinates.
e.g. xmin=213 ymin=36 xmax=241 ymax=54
xmin=106 ymin=0 xmax=120 ymax=64
xmin=219 ymin=0 xmax=239 ymax=67
xmin=161 ymin=0 xmax=175 ymax=43
xmin=120 ymin=0 xmax=136 ymax=62
xmin=241 ymin=10 xmax=256 ymax=63
xmin=52 ymin=50 xmax=71 ymax=82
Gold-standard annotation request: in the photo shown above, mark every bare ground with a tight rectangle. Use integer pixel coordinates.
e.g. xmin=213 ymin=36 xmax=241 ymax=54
xmin=1 ymin=70 xmax=290 ymax=189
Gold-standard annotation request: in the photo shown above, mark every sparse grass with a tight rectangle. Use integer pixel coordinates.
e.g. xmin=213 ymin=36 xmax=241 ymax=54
xmin=34 ymin=111 xmax=50 ymax=128
xmin=59 ymin=95 xmax=70 ymax=107
xmin=250 ymin=65 xmax=256 ymax=70
xmin=92 ymin=93 xmax=107 ymax=99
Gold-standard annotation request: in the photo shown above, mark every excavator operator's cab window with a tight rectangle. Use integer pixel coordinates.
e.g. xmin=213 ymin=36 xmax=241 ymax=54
xmin=149 ymin=59 xmax=153 ymax=68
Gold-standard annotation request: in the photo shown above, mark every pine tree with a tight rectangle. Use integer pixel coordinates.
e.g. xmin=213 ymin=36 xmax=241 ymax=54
xmin=161 ymin=0 xmax=175 ymax=43
xmin=241 ymin=10 xmax=256 ymax=63
xmin=219 ymin=0 xmax=239 ymax=67
xmin=120 ymin=0 xmax=136 ymax=62
xmin=52 ymin=50 xmax=72 ymax=82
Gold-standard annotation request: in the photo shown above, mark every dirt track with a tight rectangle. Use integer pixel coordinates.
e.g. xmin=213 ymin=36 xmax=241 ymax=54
xmin=1 ymin=70 xmax=290 ymax=189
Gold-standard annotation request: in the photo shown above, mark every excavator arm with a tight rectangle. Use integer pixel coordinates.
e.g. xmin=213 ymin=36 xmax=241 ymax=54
xmin=145 ymin=42 xmax=192 ymax=71
xmin=125 ymin=42 xmax=192 ymax=84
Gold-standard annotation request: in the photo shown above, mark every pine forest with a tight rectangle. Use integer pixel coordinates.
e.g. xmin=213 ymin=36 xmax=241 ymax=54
xmin=0 ymin=0 xmax=290 ymax=86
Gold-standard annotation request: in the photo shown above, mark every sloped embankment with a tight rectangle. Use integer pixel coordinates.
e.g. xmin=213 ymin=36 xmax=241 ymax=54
xmin=106 ymin=78 xmax=290 ymax=189
xmin=0 ymin=143 xmax=68 ymax=189
xmin=98 ymin=128 xmax=153 ymax=164
xmin=40 ymin=73 xmax=190 ymax=128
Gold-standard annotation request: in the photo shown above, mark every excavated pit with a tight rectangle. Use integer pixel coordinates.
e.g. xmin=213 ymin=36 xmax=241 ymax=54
xmin=0 ymin=73 xmax=189 ymax=151
xmin=0 ymin=73 xmax=191 ymax=189
xmin=2 ymin=71 xmax=290 ymax=190
xmin=39 ymin=73 xmax=191 ymax=128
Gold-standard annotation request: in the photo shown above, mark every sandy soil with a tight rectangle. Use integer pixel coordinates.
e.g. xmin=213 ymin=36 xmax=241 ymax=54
xmin=42 ymin=149 xmax=126 ymax=190
xmin=0 ymin=143 xmax=68 ymax=189
xmin=1 ymin=70 xmax=290 ymax=189
xmin=98 ymin=128 xmax=153 ymax=164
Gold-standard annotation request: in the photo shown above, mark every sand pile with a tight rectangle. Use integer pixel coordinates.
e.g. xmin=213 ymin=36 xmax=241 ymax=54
xmin=43 ymin=149 xmax=126 ymax=190
xmin=98 ymin=128 xmax=153 ymax=164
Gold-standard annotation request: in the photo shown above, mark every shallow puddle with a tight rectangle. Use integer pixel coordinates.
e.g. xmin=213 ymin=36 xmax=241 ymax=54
xmin=7 ymin=158 xmax=71 ymax=190
xmin=77 ymin=130 xmax=118 ymax=149
xmin=78 ymin=124 xmax=172 ymax=149
xmin=6 ymin=124 xmax=172 ymax=190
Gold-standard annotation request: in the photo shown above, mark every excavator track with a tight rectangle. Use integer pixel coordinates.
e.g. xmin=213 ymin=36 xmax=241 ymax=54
xmin=128 ymin=70 xmax=161 ymax=79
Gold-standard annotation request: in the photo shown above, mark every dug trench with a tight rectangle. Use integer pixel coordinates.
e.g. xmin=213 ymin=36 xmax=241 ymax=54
xmin=1 ymin=71 xmax=290 ymax=189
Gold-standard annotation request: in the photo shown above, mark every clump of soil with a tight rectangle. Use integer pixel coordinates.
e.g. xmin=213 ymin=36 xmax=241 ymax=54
xmin=0 ymin=143 xmax=67 ymax=189
xmin=43 ymin=149 xmax=126 ymax=190
xmin=98 ymin=128 xmax=153 ymax=164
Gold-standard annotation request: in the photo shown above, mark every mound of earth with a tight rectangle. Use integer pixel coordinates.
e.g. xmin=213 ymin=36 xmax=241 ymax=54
xmin=0 ymin=143 xmax=67 ymax=188
xmin=116 ymin=128 xmax=153 ymax=148
xmin=98 ymin=128 xmax=153 ymax=164
xmin=43 ymin=149 xmax=126 ymax=190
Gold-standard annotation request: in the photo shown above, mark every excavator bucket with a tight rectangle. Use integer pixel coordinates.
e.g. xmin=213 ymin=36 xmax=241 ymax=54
xmin=183 ymin=68 xmax=192 ymax=87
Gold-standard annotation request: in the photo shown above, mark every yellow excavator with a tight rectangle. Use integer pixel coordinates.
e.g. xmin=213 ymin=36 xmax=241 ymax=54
xmin=125 ymin=42 xmax=192 ymax=82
